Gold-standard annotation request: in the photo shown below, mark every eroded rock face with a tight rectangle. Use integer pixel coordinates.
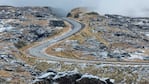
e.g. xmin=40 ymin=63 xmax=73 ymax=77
xmin=33 ymin=71 xmax=114 ymax=84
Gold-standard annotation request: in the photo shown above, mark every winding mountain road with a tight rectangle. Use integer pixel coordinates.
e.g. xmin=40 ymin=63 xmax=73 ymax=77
xmin=27 ymin=18 xmax=149 ymax=65
xmin=28 ymin=18 xmax=88 ymax=62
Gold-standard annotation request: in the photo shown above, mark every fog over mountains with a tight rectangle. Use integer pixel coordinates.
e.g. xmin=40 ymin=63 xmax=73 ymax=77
xmin=0 ymin=0 xmax=149 ymax=17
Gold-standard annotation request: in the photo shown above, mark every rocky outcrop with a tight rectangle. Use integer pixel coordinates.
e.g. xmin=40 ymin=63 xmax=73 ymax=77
xmin=33 ymin=71 xmax=114 ymax=84
xmin=49 ymin=20 xmax=65 ymax=27
xmin=67 ymin=7 xmax=88 ymax=18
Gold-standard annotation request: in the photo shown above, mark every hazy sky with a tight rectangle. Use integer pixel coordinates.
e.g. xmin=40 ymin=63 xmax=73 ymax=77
xmin=0 ymin=0 xmax=149 ymax=17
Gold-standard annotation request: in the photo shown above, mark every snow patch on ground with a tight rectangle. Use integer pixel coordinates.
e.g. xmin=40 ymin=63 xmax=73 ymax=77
xmin=53 ymin=71 xmax=79 ymax=80
xmin=81 ymin=74 xmax=99 ymax=79
xmin=38 ymin=72 xmax=55 ymax=79
xmin=54 ymin=48 xmax=64 ymax=52
xmin=129 ymin=53 xmax=144 ymax=60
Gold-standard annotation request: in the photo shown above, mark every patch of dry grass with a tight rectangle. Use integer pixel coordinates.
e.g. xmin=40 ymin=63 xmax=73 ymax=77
xmin=46 ymin=43 xmax=82 ymax=59
xmin=111 ymin=42 xmax=132 ymax=49
xmin=21 ymin=19 xmax=49 ymax=27
xmin=0 ymin=70 xmax=11 ymax=77
xmin=68 ymin=21 xmax=92 ymax=44
xmin=144 ymin=49 xmax=149 ymax=55
xmin=34 ymin=62 xmax=52 ymax=71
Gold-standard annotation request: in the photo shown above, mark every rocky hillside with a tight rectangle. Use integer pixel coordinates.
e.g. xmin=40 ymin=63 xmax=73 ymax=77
xmin=45 ymin=7 xmax=149 ymax=84
xmin=0 ymin=6 xmax=115 ymax=84
xmin=0 ymin=6 xmax=149 ymax=84
xmin=0 ymin=6 xmax=66 ymax=84
xmin=49 ymin=7 xmax=149 ymax=62
xmin=0 ymin=6 xmax=66 ymax=48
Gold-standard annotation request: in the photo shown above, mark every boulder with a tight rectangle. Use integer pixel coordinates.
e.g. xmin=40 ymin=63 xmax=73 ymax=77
xmin=53 ymin=71 xmax=82 ymax=84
